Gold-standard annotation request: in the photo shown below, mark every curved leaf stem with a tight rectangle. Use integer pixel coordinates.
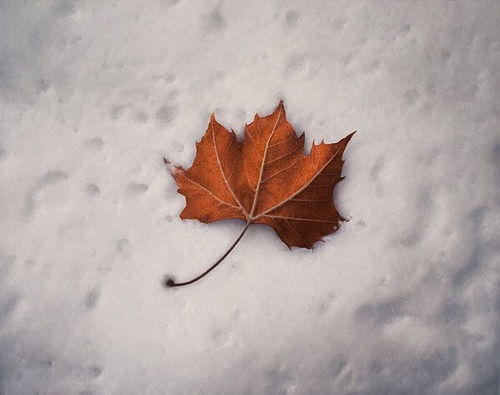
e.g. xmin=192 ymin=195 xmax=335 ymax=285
xmin=164 ymin=222 xmax=251 ymax=288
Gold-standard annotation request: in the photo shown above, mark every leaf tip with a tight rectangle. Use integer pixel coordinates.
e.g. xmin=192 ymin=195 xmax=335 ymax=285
xmin=163 ymin=157 xmax=179 ymax=174
xmin=276 ymin=99 xmax=286 ymax=116
xmin=345 ymin=131 xmax=356 ymax=142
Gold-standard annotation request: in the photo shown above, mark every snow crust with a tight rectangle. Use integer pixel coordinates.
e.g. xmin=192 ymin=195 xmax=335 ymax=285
xmin=1 ymin=1 xmax=499 ymax=394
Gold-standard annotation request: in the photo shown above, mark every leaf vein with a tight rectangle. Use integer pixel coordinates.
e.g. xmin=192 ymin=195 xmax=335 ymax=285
xmin=211 ymin=122 xmax=248 ymax=216
xmin=263 ymin=214 xmax=337 ymax=223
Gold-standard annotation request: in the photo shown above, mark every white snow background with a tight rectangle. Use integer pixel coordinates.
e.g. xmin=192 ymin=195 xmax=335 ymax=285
xmin=1 ymin=1 xmax=499 ymax=394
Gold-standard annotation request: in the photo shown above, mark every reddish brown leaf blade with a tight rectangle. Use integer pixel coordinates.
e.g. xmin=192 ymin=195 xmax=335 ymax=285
xmin=169 ymin=101 xmax=354 ymax=248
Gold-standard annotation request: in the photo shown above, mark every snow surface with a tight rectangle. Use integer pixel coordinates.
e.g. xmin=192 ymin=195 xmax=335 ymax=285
xmin=1 ymin=1 xmax=499 ymax=394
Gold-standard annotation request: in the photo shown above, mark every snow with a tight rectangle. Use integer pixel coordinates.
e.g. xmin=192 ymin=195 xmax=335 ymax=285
xmin=1 ymin=0 xmax=499 ymax=394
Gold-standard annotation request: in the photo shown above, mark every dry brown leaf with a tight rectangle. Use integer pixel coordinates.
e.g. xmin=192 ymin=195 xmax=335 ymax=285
xmin=165 ymin=101 xmax=354 ymax=287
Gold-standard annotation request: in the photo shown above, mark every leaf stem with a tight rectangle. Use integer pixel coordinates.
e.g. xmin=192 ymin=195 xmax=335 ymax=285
xmin=164 ymin=222 xmax=251 ymax=288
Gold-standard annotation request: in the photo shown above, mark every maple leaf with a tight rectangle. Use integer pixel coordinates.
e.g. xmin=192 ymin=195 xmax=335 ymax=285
xmin=164 ymin=101 xmax=354 ymax=287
